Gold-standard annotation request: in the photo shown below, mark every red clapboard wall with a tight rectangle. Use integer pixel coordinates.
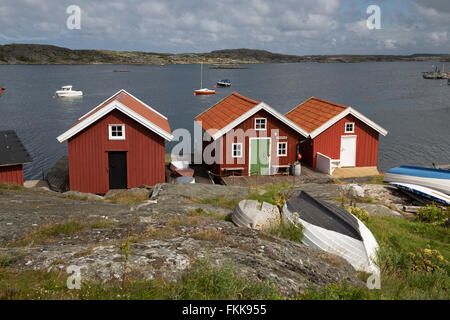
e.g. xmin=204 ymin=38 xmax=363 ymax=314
xmin=310 ymin=114 xmax=379 ymax=168
xmin=68 ymin=109 xmax=165 ymax=194
xmin=0 ymin=164 xmax=24 ymax=185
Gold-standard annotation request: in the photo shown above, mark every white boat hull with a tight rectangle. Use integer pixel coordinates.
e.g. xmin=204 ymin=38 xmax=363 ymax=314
xmin=389 ymin=182 xmax=450 ymax=205
xmin=384 ymin=172 xmax=450 ymax=195
xmin=282 ymin=205 xmax=380 ymax=278
xmin=56 ymin=91 xmax=83 ymax=97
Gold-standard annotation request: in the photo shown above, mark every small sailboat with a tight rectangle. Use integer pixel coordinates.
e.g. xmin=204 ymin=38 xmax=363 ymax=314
xmin=55 ymin=85 xmax=83 ymax=97
xmin=194 ymin=62 xmax=215 ymax=95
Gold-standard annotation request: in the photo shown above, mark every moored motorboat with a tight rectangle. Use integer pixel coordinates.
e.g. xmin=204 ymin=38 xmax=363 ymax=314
xmin=389 ymin=182 xmax=450 ymax=205
xmin=383 ymin=166 xmax=450 ymax=195
xmin=282 ymin=191 xmax=380 ymax=278
xmin=56 ymin=85 xmax=83 ymax=97
xmin=216 ymin=79 xmax=231 ymax=87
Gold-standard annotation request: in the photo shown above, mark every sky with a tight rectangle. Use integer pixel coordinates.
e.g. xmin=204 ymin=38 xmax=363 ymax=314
xmin=0 ymin=0 xmax=449 ymax=55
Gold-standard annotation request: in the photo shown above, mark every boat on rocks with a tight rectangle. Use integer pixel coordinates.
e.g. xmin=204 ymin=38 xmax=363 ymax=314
xmin=232 ymin=200 xmax=280 ymax=230
xmin=281 ymin=191 xmax=380 ymax=277
xmin=389 ymin=182 xmax=450 ymax=205
xmin=383 ymin=165 xmax=450 ymax=195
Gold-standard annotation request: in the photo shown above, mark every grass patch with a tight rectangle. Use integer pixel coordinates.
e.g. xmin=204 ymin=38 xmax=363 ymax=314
xmin=263 ymin=220 xmax=303 ymax=244
xmin=300 ymin=282 xmax=378 ymax=300
xmin=8 ymin=219 xmax=112 ymax=247
xmin=0 ymin=183 xmax=26 ymax=191
xmin=187 ymin=208 xmax=231 ymax=221
xmin=191 ymin=198 xmax=241 ymax=210
xmin=105 ymin=190 xmax=151 ymax=206
xmin=365 ymin=175 xmax=386 ymax=185
xmin=366 ymin=216 xmax=449 ymax=299
xmin=0 ymin=259 xmax=282 ymax=300
xmin=248 ymin=183 xmax=292 ymax=208
xmin=140 ymin=225 xmax=175 ymax=240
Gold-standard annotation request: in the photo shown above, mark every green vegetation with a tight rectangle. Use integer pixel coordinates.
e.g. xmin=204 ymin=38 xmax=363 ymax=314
xmin=366 ymin=216 xmax=449 ymax=299
xmin=347 ymin=206 xmax=370 ymax=224
xmin=0 ymin=183 xmax=26 ymax=191
xmin=264 ymin=221 xmax=303 ymax=244
xmin=187 ymin=208 xmax=231 ymax=221
xmin=300 ymin=282 xmax=376 ymax=300
xmin=191 ymin=197 xmax=241 ymax=210
xmin=417 ymin=204 xmax=449 ymax=225
xmin=104 ymin=190 xmax=151 ymax=206
xmin=0 ymin=259 xmax=282 ymax=300
xmin=8 ymin=219 xmax=111 ymax=247
xmin=365 ymin=175 xmax=386 ymax=185
xmin=248 ymin=184 xmax=292 ymax=209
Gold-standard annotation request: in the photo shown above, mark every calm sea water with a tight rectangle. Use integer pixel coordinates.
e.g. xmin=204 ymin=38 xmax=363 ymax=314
xmin=0 ymin=62 xmax=449 ymax=179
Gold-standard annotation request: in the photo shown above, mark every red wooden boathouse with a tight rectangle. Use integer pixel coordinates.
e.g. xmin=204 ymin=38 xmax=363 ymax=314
xmin=0 ymin=130 xmax=32 ymax=185
xmin=195 ymin=92 xmax=308 ymax=177
xmin=285 ymin=97 xmax=388 ymax=174
xmin=57 ymin=90 xmax=173 ymax=194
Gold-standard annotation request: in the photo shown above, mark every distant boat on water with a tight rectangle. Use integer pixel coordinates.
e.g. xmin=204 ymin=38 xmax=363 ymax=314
xmin=0 ymin=87 xmax=5 ymax=96
xmin=55 ymin=85 xmax=83 ymax=97
xmin=194 ymin=62 xmax=215 ymax=96
xmin=217 ymin=79 xmax=232 ymax=87
xmin=422 ymin=64 xmax=450 ymax=79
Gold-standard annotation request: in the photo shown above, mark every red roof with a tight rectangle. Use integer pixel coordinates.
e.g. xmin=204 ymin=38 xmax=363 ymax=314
xmin=195 ymin=92 xmax=260 ymax=132
xmin=72 ymin=90 xmax=171 ymax=134
xmin=285 ymin=97 xmax=348 ymax=133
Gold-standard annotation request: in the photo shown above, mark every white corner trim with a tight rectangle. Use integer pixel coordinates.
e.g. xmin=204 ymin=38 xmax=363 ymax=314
xmin=57 ymin=100 xmax=173 ymax=143
xmin=210 ymin=102 xmax=309 ymax=140
xmin=309 ymin=107 xmax=388 ymax=139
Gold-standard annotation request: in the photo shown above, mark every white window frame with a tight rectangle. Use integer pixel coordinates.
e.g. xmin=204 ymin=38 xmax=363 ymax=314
xmin=344 ymin=122 xmax=355 ymax=133
xmin=108 ymin=124 xmax=126 ymax=140
xmin=232 ymin=143 xmax=243 ymax=158
xmin=254 ymin=118 xmax=267 ymax=131
xmin=277 ymin=142 xmax=287 ymax=157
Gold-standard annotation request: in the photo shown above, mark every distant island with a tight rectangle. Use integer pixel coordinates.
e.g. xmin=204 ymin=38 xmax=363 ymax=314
xmin=0 ymin=44 xmax=449 ymax=65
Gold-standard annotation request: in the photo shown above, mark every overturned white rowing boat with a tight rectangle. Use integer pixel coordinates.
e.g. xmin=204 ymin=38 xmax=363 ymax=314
xmin=282 ymin=191 xmax=380 ymax=277
xmin=232 ymin=200 xmax=280 ymax=230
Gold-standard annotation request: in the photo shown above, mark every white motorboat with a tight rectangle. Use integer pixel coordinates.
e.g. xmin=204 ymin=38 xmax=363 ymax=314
xmin=56 ymin=85 xmax=83 ymax=97
xmin=282 ymin=191 xmax=380 ymax=279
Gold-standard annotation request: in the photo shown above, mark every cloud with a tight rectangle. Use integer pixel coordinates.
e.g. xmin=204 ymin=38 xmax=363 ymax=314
xmin=0 ymin=0 xmax=449 ymax=55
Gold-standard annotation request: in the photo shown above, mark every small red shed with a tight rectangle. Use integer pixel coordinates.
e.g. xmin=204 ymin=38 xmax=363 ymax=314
xmin=285 ymin=97 xmax=388 ymax=174
xmin=57 ymin=90 xmax=173 ymax=194
xmin=195 ymin=92 xmax=308 ymax=177
xmin=0 ymin=130 xmax=32 ymax=186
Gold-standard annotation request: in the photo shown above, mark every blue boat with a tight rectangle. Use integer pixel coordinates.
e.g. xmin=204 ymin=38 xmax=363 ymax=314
xmin=383 ymin=165 xmax=450 ymax=195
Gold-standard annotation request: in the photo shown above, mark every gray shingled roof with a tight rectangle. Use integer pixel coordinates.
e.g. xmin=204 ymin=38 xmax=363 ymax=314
xmin=0 ymin=130 xmax=32 ymax=166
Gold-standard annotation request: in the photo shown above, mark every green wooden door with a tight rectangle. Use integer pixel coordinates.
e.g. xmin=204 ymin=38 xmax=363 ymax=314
xmin=250 ymin=139 xmax=270 ymax=175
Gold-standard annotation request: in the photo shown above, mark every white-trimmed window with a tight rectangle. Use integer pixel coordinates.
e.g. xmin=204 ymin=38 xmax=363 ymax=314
xmin=108 ymin=124 xmax=125 ymax=140
xmin=232 ymin=143 xmax=242 ymax=158
xmin=345 ymin=122 xmax=355 ymax=133
xmin=255 ymin=118 xmax=267 ymax=130
xmin=277 ymin=142 xmax=287 ymax=157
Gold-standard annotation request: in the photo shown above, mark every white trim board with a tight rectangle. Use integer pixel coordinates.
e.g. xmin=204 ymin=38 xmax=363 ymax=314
xmin=57 ymin=100 xmax=173 ymax=143
xmin=309 ymin=107 xmax=388 ymax=139
xmin=208 ymin=102 xmax=309 ymax=141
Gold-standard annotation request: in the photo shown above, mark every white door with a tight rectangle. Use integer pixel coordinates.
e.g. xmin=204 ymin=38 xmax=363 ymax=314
xmin=340 ymin=135 xmax=357 ymax=167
